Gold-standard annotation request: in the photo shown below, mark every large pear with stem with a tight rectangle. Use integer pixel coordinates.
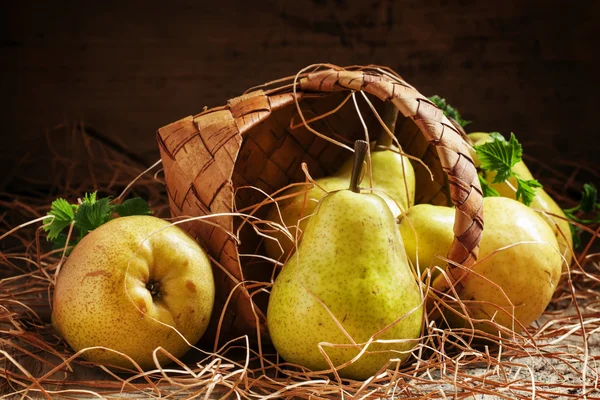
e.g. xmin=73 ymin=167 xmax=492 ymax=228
xmin=264 ymin=103 xmax=415 ymax=262
xmin=267 ymin=140 xmax=423 ymax=381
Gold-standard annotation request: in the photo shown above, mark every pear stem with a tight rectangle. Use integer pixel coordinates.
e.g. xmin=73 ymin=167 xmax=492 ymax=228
xmin=350 ymin=140 xmax=369 ymax=193
xmin=376 ymin=102 xmax=399 ymax=148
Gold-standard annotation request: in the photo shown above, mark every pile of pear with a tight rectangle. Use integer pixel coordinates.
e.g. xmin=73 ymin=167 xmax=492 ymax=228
xmin=265 ymin=124 xmax=570 ymax=380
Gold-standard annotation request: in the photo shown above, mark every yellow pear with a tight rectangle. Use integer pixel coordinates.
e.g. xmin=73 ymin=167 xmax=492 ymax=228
xmin=335 ymin=145 xmax=416 ymax=211
xmin=267 ymin=141 xmax=423 ymax=380
xmin=468 ymin=132 xmax=573 ymax=272
xmin=264 ymin=175 xmax=345 ymax=261
xmin=265 ymin=145 xmax=415 ymax=262
xmin=422 ymin=197 xmax=562 ymax=333
xmin=398 ymin=204 xmax=455 ymax=280
xmin=264 ymin=103 xmax=415 ymax=262
xmin=52 ymin=216 xmax=215 ymax=370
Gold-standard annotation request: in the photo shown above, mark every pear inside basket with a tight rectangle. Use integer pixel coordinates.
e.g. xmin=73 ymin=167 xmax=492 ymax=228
xmin=157 ymin=69 xmax=473 ymax=346
xmin=231 ymin=92 xmax=439 ymax=336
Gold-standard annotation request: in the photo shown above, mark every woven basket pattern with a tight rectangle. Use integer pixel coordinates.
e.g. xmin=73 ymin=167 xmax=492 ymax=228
xmin=157 ymin=66 xmax=484 ymax=341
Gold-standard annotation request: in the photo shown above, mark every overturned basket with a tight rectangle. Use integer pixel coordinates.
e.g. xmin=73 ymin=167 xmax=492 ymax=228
xmin=157 ymin=64 xmax=484 ymax=343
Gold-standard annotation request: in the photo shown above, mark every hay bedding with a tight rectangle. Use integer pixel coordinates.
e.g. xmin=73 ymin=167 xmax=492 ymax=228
xmin=1 ymin=73 xmax=600 ymax=399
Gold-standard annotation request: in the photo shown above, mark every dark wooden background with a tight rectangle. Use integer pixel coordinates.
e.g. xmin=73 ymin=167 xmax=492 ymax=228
xmin=1 ymin=0 xmax=598 ymax=189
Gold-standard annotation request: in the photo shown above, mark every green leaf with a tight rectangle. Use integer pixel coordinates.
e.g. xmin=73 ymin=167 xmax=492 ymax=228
xmin=45 ymin=191 xmax=153 ymax=249
xmin=580 ymin=183 xmax=598 ymax=213
xmin=115 ymin=197 xmax=152 ymax=217
xmin=478 ymin=174 xmax=500 ymax=198
xmin=43 ymin=198 xmax=76 ymax=240
xmin=562 ymin=183 xmax=600 ymax=247
xmin=428 ymin=95 xmax=471 ymax=128
xmin=74 ymin=197 xmax=113 ymax=234
xmin=570 ymin=225 xmax=582 ymax=250
xmin=52 ymin=233 xmax=68 ymax=249
xmin=474 ymin=132 xmax=523 ymax=184
xmin=488 ymin=132 xmax=506 ymax=142
xmin=52 ymin=233 xmax=78 ymax=255
xmin=515 ymin=177 xmax=543 ymax=206
xmin=83 ymin=192 xmax=98 ymax=204
xmin=563 ymin=183 xmax=600 ymax=225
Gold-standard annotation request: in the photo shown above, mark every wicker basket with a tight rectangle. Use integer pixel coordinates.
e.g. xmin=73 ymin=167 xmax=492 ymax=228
xmin=156 ymin=64 xmax=484 ymax=343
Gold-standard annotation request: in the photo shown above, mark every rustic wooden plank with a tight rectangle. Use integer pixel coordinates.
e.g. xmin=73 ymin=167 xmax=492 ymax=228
xmin=1 ymin=0 xmax=598 ymax=184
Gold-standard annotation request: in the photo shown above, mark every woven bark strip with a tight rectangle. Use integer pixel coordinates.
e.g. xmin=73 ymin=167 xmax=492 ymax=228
xmin=157 ymin=65 xmax=484 ymax=342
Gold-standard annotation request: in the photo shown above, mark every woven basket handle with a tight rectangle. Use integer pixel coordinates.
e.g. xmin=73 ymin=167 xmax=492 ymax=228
xmin=157 ymin=66 xmax=484 ymax=340
xmin=300 ymin=69 xmax=484 ymax=290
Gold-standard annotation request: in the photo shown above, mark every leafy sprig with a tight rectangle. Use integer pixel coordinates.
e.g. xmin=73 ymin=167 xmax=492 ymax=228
xmin=515 ymin=176 xmax=543 ymax=206
xmin=45 ymin=199 xmax=76 ymax=240
xmin=478 ymin=171 xmax=499 ymax=198
xmin=429 ymin=95 xmax=471 ymax=128
xmin=43 ymin=192 xmax=151 ymax=253
xmin=473 ymin=132 xmax=543 ymax=206
xmin=74 ymin=197 xmax=113 ymax=235
xmin=563 ymin=183 xmax=600 ymax=249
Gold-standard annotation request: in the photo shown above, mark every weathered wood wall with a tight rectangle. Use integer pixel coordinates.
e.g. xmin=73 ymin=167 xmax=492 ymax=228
xmin=1 ymin=0 xmax=598 ymax=183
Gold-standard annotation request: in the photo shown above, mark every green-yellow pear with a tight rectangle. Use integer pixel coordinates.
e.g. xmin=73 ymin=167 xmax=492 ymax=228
xmin=264 ymin=175 xmax=346 ymax=262
xmin=267 ymin=141 xmax=423 ymax=380
xmin=468 ymin=132 xmax=573 ymax=271
xmin=52 ymin=216 xmax=215 ymax=370
xmin=421 ymin=197 xmax=562 ymax=333
xmin=398 ymin=204 xmax=455 ymax=279
xmin=265 ymin=139 xmax=415 ymax=262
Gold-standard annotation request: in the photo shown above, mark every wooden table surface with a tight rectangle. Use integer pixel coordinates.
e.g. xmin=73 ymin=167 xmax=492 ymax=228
xmin=1 ymin=0 xmax=599 ymax=188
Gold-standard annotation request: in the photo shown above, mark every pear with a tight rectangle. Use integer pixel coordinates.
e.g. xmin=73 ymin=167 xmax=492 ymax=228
xmin=398 ymin=204 xmax=455 ymax=279
xmin=264 ymin=176 xmax=345 ymax=262
xmin=408 ymin=198 xmax=562 ymax=333
xmin=335 ymin=142 xmax=416 ymax=211
xmin=52 ymin=216 xmax=215 ymax=369
xmin=265 ymin=104 xmax=415 ymax=262
xmin=468 ymin=132 xmax=573 ymax=272
xmin=267 ymin=141 xmax=423 ymax=380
